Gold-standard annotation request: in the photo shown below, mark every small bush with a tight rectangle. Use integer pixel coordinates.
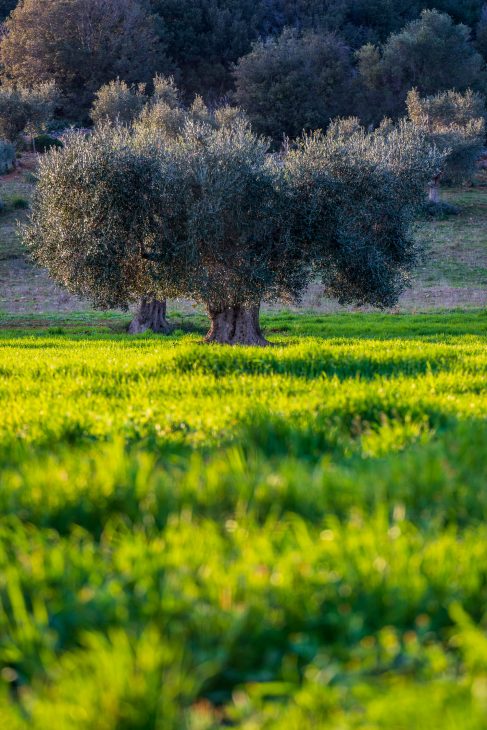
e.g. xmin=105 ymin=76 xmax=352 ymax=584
xmin=0 ymin=139 xmax=16 ymax=173
xmin=33 ymin=134 xmax=63 ymax=153
xmin=423 ymin=200 xmax=460 ymax=218
xmin=46 ymin=119 xmax=72 ymax=134
xmin=11 ymin=196 xmax=29 ymax=209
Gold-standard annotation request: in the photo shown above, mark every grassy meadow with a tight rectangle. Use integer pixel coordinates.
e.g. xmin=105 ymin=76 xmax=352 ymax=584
xmin=0 ymin=310 xmax=486 ymax=728
xmin=0 ymin=161 xmax=486 ymax=727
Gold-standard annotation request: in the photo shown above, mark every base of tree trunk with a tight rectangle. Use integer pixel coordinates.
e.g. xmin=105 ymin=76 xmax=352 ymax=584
xmin=128 ymin=298 xmax=172 ymax=334
xmin=205 ymin=304 xmax=270 ymax=346
xmin=428 ymin=176 xmax=441 ymax=204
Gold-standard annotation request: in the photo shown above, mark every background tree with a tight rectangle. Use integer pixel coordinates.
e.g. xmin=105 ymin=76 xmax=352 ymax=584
xmin=148 ymin=0 xmax=262 ymax=97
xmin=0 ymin=81 xmax=57 ymax=147
xmin=426 ymin=0 xmax=485 ymax=27
xmin=0 ymin=0 xmax=167 ymax=120
xmin=475 ymin=3 xmax=487 ymax=61
xmin=357 ymin=10 xmax=486 ymax=123
xmin=91 ymin=79 xmax=148 ymax=126
xmin=0 ymin=0 xmax=17 ymax=21
xmin=406 ymin=87 xmax=486 ymax=202
xmin=233 ymin=29 xmax=354 ymax=141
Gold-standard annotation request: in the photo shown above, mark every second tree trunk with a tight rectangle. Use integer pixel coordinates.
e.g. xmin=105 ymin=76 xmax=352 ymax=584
xmin=428 ymin=174 xmax=442 ymax=204
xmin=128 ymin=298 xmax=172 ymax=334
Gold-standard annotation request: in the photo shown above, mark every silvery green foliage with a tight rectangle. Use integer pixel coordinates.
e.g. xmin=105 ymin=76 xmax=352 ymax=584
xmin=0 ymin=82 xmax=57 ymax=142
xmin=23 ymin=125 xmax=168 ymax=309
xmin=283 ymin=118 xmax=444 ymax=306
xmin=91 ymin=79 xmax=147 ymax=126
xmin=0 ymin=140 xmax=15 ymax=173
xmin=407 ymin=88 xmax=486 ymax=185
xmin=134 ymin=96 xmax=273 ymax=312
xmin=132 ymin=80 xmax=245 ymax=143
xmin=139 ymin=114 xmax=442 ymax=310
xmin=137 ymin=117 xmax=292 ymax=310
xmin=24 ymin=110 xmax=442 ymax=316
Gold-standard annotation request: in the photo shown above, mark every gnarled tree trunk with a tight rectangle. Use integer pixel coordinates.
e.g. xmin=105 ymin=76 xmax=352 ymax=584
xmin=128 ymin=297 xmax=171 ymax=334
xmin=428 ymin=173 xmax=442 ymax=204
xmin=205 ymin=304 xmax=269 ymax=346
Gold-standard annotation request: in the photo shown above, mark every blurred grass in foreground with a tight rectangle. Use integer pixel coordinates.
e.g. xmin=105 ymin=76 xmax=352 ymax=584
xmin=0 ymin=311 xmax=486 ymax=728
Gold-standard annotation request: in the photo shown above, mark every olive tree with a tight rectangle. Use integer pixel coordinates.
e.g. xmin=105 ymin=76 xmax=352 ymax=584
xmin=136 ymin=116 xmax=441 ymax=342
xmin=283 ymin=118 xmax=444 ymax=309
xmin=91 ymin=79 xmax=147 ymax=126
xmin=406 ymin=88 xmax=485 ymax=202
xmin=0 ymin=82 xmax=57 ymax=147
xmin=23 ymin=89 xmax=245 ymax=335
xmin=23 ymin=115 xmax=442 ymax=345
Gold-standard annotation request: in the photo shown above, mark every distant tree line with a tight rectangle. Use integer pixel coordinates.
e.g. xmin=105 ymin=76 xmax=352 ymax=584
xmin=1 ymin=0 xmax=487 ymax=135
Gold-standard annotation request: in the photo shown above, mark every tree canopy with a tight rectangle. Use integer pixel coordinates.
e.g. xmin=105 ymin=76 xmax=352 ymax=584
xmin=233 ymin=30 xmax=354 ymax=142
xmin=0 ymin=81 xmax=57 ymax=144
xmin=24 ymin=99 xmax=442 ymax=344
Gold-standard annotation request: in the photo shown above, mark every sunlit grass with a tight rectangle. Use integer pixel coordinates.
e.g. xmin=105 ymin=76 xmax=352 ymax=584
xmin=0 ymin=311 xmax=486 ymax=728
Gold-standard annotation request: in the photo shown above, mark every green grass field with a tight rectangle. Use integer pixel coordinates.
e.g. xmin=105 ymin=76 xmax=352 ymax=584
xmin=0 ymin=311 xmax=486 ymax=728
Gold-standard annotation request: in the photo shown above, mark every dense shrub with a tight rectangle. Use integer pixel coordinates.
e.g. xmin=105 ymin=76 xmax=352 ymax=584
xmin=33 ymin=133 xmax=63 ymax=153
xmin=10 ymin=195 xmax=29 ymax=209
xmin=422 ymin=199 xmax=460 ymax=217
